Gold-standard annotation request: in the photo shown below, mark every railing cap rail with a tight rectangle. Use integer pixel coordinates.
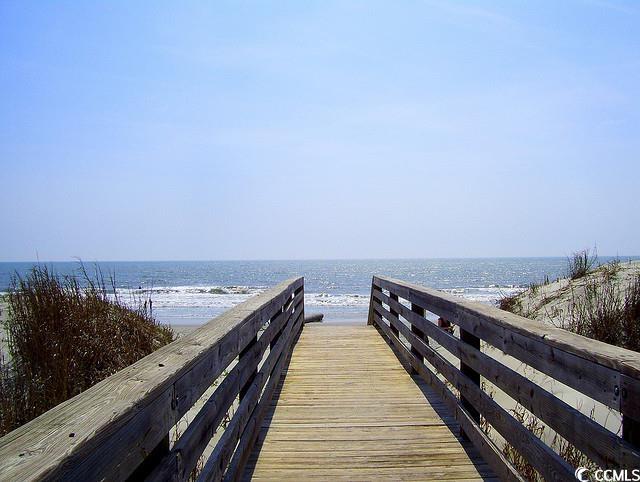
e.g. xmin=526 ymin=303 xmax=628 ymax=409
xmin=373 ymin=275 xmax=640 ymax=380
xmin=0 ymin=276 xmax=303 ymax=481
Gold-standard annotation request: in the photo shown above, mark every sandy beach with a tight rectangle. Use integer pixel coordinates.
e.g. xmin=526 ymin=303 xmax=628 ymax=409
xmin=484 ymin=261 xmax=640 ymax=443
xmin=507 ymin=260 xmax=640 ymax=325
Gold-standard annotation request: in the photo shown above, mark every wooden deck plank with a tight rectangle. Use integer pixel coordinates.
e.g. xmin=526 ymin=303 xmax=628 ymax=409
xmin=241 ymin=324 xmax=495 ymax=481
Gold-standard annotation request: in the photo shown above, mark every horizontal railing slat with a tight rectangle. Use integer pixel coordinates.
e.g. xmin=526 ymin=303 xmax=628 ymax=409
xmin=371 ymin=311 xmax=524 ymax=482
xmin=374 ymin=276 xmax=629 ymax=412
xmin=372 ymin=307 xmax=575 ymax=482
xmin=197 ymin=299 xmax=304 ymax=482
xmin=0 ymin=277 xmax=303 ymax=482
xmin=223 ymin=308 xmax=305 ymax=482
xmin=373 ymin=289 xmax=640 ymax=469
xmin=147 ymin=290 xmax=304 ymax=481
xmin=374 ymin=276 xmax=640 ymax=378
xmin=371 ymin=274 xmax=640 ymax=476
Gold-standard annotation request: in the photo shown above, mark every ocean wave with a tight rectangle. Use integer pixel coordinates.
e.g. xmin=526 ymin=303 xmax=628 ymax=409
xmin=440 ymin=286 xmax=526 ymax=303
xmin=4 ymin=283 xmax=525 ymax=311
xmin=113 ymin=285 xmax=265 ymax=308
xmin=136 ymin=285 xmax=266 ymax=296
xmin=112 ymin=286 xmax=373 ymax=309
xmin=304 ymin=293 xmax=370 ymax=307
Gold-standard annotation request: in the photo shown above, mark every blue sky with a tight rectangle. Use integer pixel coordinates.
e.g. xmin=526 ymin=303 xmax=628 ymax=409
xmin=1 ymin=1 xmax=639 ymax=261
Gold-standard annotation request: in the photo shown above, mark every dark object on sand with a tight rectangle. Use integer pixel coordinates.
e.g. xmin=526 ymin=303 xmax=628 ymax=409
xmin=304 ymin=313 xmax=323 ymax=323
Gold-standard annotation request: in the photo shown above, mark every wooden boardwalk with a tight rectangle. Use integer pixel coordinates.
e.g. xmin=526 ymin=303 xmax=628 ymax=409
xmin=4 ymin=276 xmax=640 ymax=481
xmin=242 ymin=324 xmax=496 ymax=481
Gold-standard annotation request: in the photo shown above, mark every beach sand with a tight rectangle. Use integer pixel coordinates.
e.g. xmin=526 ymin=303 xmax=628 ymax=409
xmin=509 ymin=260 xmax=640 ymax=325
xmin=171 ymin=324 xmax=200 ymax=338
xmin=479 ymin=261 xmax=640 ymax=445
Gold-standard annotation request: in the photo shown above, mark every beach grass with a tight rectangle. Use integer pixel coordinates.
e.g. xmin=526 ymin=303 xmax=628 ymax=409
xmin=565 ymin=272 xmax=640 ymax=351
xmin=498 ymin=292 xmax=522 ymax=314
xmin=0 ymin=264 xmax=173 ymax=436
xmin=495 ymin=255 xmax=640 ymax=478
xmin=567 ymin=248 xmax=598 ymax=280
xmin=500 ymin=405 xmax=597 ymax=481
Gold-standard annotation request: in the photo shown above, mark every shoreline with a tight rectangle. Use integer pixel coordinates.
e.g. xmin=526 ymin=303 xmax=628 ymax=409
xmin=171 ymin=316 xmax=367 ymax=339
xmin=0 ymin=301 xmax=367 ymax=359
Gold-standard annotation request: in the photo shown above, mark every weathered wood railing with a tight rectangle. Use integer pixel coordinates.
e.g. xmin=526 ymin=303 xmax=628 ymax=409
xmin=0 ymin=277 xmax=304 ymax=481
xmin=368 ymin=275 xmax=640 ymax=482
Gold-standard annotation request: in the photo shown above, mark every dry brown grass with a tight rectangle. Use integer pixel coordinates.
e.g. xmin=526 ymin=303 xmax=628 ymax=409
xmin=567 ymin=248 xmax=598 ymax=280
xmin=501 ymin=405 xmax=598 ymax=481
xmin=495 ymin=255 xmax=639 ymax=479
xmin=501 ymin=405 xmax=546 ymax=481
xmin=567 ymin=273 xmax=640 ymax=352
xmin=0 ymin=264 xmax=173 ymax=436
xmin=498 ymin=293 xmax=521 ymax=313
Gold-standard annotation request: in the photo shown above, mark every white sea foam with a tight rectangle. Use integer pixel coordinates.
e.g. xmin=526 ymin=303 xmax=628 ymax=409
xmin=304 ymin=293 xmax=370 ymax=307
xmin=115 ymin=285 xmax=265 ymax=309
xmin=440 ymin=286 xmax=526 ymax=304
xmin=111 ymin=284 xmax=522 ymax=312
xmin=114 ymin=286 xmax=373 ymax=310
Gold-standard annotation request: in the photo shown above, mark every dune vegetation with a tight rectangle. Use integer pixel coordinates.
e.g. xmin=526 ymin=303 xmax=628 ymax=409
xmin=496 ymin=251 xmax=640 ymax=479
xmin=500 ymin=251 xmax=640 ymax=352
xmin=0 ymin=265 xmax=173 ymax=436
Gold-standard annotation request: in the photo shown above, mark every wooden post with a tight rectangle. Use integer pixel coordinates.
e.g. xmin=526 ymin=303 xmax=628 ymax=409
xmin=623 ymin=417 xmax=640 ymax=447
xmin=239 ymin=335 xmax=257 ymax=401
xmin=390 ymin=293 xmax=400 ymax=338
xmin=127 ymin=434 xmax=169 ymax=481
xmin=270 ymin=306 xmax=284 ymax=350
xmin=410 ymin=303 xmax=426 ymax=365
xmin=460 ymin=328 xmax=481 ymax=440
xmin=622 ymin=376 xmax=640 ymax=447
xmin=405 ymin=302 xmax=427 ymax=376
xmin=368 ymin=281 xmax=381 ymax=326
xmin=299 ymin=284 xmax=305 ymax=336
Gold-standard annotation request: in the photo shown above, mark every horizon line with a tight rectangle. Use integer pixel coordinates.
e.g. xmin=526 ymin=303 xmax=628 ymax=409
xmin=1 ymin=255 xmax=638 ymax=264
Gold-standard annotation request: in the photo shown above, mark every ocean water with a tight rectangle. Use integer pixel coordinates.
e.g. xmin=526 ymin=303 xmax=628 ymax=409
xmin=0 ymin=258 xmax=629 ymax=325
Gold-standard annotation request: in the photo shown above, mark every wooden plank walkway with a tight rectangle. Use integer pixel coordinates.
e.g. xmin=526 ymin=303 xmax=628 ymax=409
xmin=242 ymin=324 xmax=497 ymax=481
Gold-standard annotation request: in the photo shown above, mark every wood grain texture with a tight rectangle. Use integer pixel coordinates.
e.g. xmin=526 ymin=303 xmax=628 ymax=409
xmin=374 ymin=275 xmax=640 ymax=415
xmin=373 ymin=309 xmax=574 ymax=481
xmin=0 ymin=278 xmax=302 ymax=482
xmin=224 ymin=310 xmax=304 ymax=482
xmin=241 ymin=325 xmax=496 ymax=481
xmin=197 ymin=306 xmax=304 ymax=482
xmin=374 ymin=289 xmax=640 ymax=469
xmin=372 ymin=313 xmax=523 ymax=482
xmin=147 ymin=293 xmax=303 ymax=481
